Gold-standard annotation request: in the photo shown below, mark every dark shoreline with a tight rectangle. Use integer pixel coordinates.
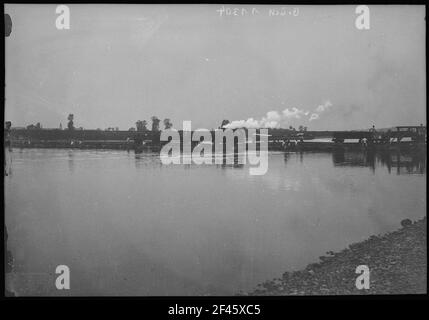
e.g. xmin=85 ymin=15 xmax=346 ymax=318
xmin=247 ymin=217 xmax=427 ymax=295
xmin=10 ymin=126 xmax=427 ymax=153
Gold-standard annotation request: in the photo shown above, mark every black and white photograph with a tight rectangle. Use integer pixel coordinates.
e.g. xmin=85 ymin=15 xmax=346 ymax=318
xmin=3 ymin=3 xmax=427 ymax=302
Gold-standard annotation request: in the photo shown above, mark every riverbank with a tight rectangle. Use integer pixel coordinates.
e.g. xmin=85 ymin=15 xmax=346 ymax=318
xmin=248 ymin=217 xmax=426 ymax=295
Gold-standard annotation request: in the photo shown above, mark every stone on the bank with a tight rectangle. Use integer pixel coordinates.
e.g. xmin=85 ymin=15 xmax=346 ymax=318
xmin=401 ymin=219 xmax=412 ymax=227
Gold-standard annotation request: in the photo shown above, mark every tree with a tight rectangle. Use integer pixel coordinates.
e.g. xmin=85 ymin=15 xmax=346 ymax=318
xmin=163 ymin=118 xmax=172 ymax=130
xmin=136 ymin=120 xmax=147 ymax=132
xmin=67 ymin=114 xmax=74 ymax=130
xmin=220 ymin=119 xmax=230 ymax=128
xmin=151 ymin=116 xmax=160 ymax=132
xmin=26 ymin=123 xmax=41 ymax=130
xmin=141 ymin=120 xmax=147 ymax=131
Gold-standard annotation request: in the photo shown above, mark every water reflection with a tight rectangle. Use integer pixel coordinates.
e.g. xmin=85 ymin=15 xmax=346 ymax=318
xmin=331 ymin=150 xmax=426 ymax=175
xmin=387 ymin=152 xmax=427 ymax=175
xmin=217 ymin=154 xmax=245 ymax=169
xmin=134 ymin=152 xmax=161 ymax=169
xmin=283 ymin=152 xmax=291 ymax=166
xmin=134 ymin=148 xmax=426 ymax=175
xmin=135 ymin=151 xmax=247 ymax=170
xmin=280 ymin=150 xmax=427 ymax=175
xmin=67 ymin=150 xmax=74 ymax=173
xmin=5 ymin=148 xmax=426 ymax=296
xmin=332 ymin=150 xmax=376 ymax=172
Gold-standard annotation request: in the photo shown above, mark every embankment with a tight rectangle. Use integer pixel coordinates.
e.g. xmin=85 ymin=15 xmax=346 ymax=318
xmin=247 ymin=217 xmax=427 ymax=295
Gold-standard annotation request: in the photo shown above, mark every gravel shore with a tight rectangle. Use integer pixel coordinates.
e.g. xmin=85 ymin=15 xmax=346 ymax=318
xmin=248 ymin=217 xmax=427 ymax=295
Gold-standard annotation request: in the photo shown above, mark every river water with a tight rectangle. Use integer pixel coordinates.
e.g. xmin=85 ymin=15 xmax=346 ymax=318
xmin=4 ymin=148 xmax=426 ymax=296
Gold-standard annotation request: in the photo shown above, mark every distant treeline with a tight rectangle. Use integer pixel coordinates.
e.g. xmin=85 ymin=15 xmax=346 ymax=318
xmin=10 ymin=128 xmax=335 ymax=142
xmin=10 ymin=128 xmax=151 ymax=141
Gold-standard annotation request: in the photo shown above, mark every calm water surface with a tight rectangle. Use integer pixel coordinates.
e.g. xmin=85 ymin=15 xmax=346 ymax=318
xmin=5 ymin=148 xmax=426 ymax=295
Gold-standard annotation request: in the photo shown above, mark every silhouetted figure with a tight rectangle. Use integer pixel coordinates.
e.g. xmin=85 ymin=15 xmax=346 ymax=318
xmin=163 ymin=118 xmax=173 ymax=130
xmin=5 ymin=14 xmax=12 ymax=37
xmin=67 ymin=114 xmax=74 ymax=130
xmin=151 ymin=116 xmax=160 ymax=132
xmin=4 ymin=121 xmax=12 ymax=176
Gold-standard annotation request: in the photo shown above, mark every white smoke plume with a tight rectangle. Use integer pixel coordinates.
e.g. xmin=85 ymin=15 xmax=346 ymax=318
xmin=309 ymin=113 xmax=319 ymax=121
xmin=309 ymin=100 xmax=332 ymax=122
xmin=315 ymin=101 xmax=333 ymax=113
xmin=223 ymin=100 xmax=333 ymax=129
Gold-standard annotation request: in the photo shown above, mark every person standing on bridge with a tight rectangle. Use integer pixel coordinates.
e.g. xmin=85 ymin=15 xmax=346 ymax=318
xmin=369 ymin=125 xmax=378 ymax=142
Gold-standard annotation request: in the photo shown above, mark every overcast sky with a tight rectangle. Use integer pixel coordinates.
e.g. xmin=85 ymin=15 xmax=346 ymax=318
xmin=5 ymin=4 xmax=426 ymax=130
